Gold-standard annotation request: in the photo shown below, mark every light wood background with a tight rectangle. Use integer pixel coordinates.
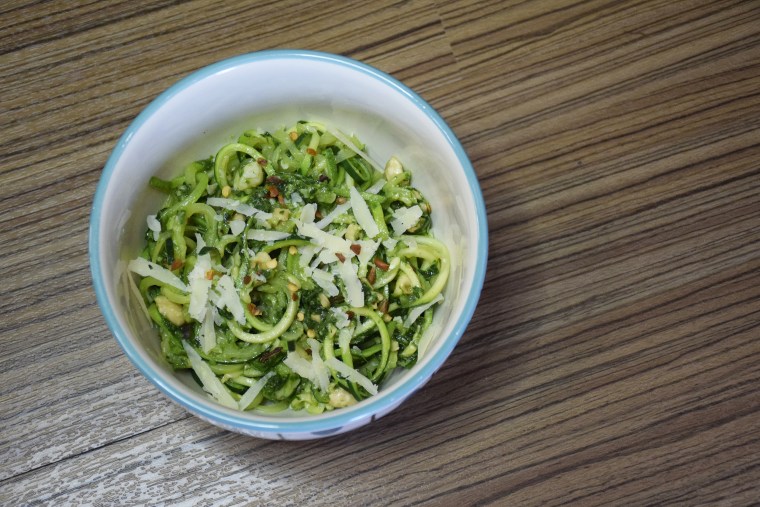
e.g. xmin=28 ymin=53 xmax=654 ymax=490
xmin=2 ymin=1 xmax=759 ymax=505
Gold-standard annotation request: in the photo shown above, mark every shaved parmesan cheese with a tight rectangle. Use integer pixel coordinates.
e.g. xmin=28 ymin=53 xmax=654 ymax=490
xmin=299 ymin=244 xmax=319 ymax=267
xmin=325 ymin=127 xmax=384 ymax=173
xmin=366 ymin=179 xmax=386 ymax=194
xmin=187 ymin=253 xmax=212 ymax=321
xmin=299 ymin=203 xmax=317 ymax=224
xmin=356 ymin=239 xmax=379 ymax=268
xmin=382 ymin=238 xmax=398 ymax=251
xmin=182 ymin=341 xmax=237 ymax=409
xmin=307 ymin=338 xmax=329 ymax=392
xmin=290 ymin=192 xmax=304 ymax=205
xmin=229 ymin=219 xmax=246 ymax=236
xmin=338 ymin=328 xmax=353 ymax=353
xmin=195 ymin=233 xmax=207 ymax=253
xmin=247 ymin=229 xmax=291 ymax=242
xmin=214 ymin=275 xmax=245 ymax=324
xmin=207 ymin=197 xmax=271 ymax=220
xmin=337 ymin=259 xmax=364 ymax=307
xmin=283 ymin=352 xmax=315 ymax=382
xmin=237 ymin=371 xmax=275 ymax=411
xmin=128 ymin=258 xmax=187 ymax=292
xmin=146 ymin=214 xmax=161 ymax=241
xmin=404 ymin=294 xmax=444 ymax=328
xmin=318 ymin=249 xmax=339 ymax=265
xmin=390 ymin=205 xmax=423 ymax=236
xmin=325 ymin=357 xmax=377 ymax=395
xmin=315 ymin=202 xmax=351 ymax=230
xmin=349 ymin=186 xmax=379 ymax=238
xmin=311 ymin=268 xmax=339 ymax=296
xmin=200 ymin=306 xmax=217 ymax=353
xmin=298 ymin=222 xmax=353 ymax=256
xmin=331 ymin=308 xmax=351 ymax=329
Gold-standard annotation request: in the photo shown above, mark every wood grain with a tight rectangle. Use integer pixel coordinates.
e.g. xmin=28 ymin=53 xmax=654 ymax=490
xmin=1 ymin=0 xmax=759 ymax=505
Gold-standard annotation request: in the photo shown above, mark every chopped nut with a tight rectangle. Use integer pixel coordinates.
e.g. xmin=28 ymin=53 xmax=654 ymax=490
xmin=289 ymin=131 xmax=299 ymax=141
xmin=221 ymin=185 xmax=231 ymax=197
xmin=319 ymin=293 xmax=331 ymax=308
xmin=382 ymin=313 xmax=393 ymax=323
xmin=310 ymin=314 xmax=322 ymax=323
xmin=335 ymin=196 xmax=347 ymax=204
xmin=265 ymin=259 xmax=278 ymax=270
xmin=287 ymin=282 xmax=299 ymax=293
xmin=329 ymin=387 xmax=357 ymax=408
xmin=297 ymin=312 xmax=305 ymax=321
xmin=367 ymin=265 xmax=376 ymax=285
xmin=205 ymin=270 xmax=214 ymax=280
xmin=306 ymin=328 xmax=317 ymax=338
xmin=289 ymin=245 xmax=298 ymax=255
xmin=155 ymin=295 xmax=186 ymax=326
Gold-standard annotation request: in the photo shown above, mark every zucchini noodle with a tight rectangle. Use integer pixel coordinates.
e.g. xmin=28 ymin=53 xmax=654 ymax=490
xmin=130 ymin=121 xmax=450 ymax=414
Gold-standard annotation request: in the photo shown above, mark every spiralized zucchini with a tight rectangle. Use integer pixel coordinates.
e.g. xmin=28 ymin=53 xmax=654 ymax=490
xmin=129 ymin=121 xmax=449 ymax=414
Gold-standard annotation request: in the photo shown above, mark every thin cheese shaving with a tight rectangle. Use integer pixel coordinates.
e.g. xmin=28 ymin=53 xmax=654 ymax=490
xmin=315 ymin=202 xmax=351 ymax=229
xmin=237 ymin=371 xmax=275 ymax=411
xmin=229 ymin=219 xmax=246 ymax=236
xmin=311 ymin=268 xmax=339 ymax=296
xmin=298 ymin=222 xmax=353 ymax=255
xmin=283 ymin=352 xmax=316 ymax=383
xmin=247 ymin=229 xmax=291 ymax=242
xmin=404 ymin=294 xmax=444 ymax=328
xmin=128 ymin=258 xmax=188 ymax=292
xmin=206 ymin=197 xmax=271 ymax=220
xmin=390 ymin=205 xmax=423 ymax=236
xmin=325 ymin=357 xmax=378 ymax=395
xmin=182 ymin=341 xmax=237 ymax=409
xmin=146 ymin=214 xmax=161 ymax=241
xmin=187 ymin=253 xmax=212 ymax=321
xmin=337 ymin=259 xmax=364 ymax=307
xmin=200 ymin=305 xmax=217 ymax=353
xmin=307 ymin=338 xmax=329 ymax=393
xmin=214 ymin=275 xmax=246 ymax=324
xmin=349 ymin=186 xmax=380 ymax=238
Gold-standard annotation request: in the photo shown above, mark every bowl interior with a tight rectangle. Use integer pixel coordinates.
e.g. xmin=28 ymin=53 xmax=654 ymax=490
xmin=92 ymin=51 xmax=485 ymax=434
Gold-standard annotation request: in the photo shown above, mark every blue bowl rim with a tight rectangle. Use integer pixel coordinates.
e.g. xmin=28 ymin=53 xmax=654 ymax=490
xmin=88 ymin=49 xmax=488 ymax=435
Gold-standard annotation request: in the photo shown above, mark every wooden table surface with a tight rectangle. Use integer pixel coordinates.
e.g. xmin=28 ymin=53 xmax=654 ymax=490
xmin=2 ymin=1 xmax=759 ymax=505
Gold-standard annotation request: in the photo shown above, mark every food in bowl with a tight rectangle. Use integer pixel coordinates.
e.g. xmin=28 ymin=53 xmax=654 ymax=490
xmin=91 ymin=50 xmax=486 ymax=439
xmin=127 ymin=120 xmax=450 ymax=414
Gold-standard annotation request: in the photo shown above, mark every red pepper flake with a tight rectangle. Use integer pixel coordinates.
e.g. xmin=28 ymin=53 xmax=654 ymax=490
xmin=306 ymin=147 xmax=317 ymax=156
xmin=373 ymin=258 xmax=390 ymax=271
xmin=277 ymin=193 xmax=285 ymax=205
xmin=315 ymin=210 xmax=323 ymax=219
xmin=378 ymin=299 xmax=389 ymax=314
xmin=243 ymin=275 xmax=252 ymax=285
xmin=318 ymin=174 xmax=329 ymax=182
xmin=266 ymin=175 xmax=283 ymax=184
xmin=267 ymin=185 xmax=279 ymax=198
xmin=350 ymin=243 xmax=361 ymax=255
xmin=335 ymin=252 xmax=346 ymax=263
xmin=346 ymin=311 xmax=355 ymax=320
xmin=170 ymin=259 xmax=183 ymax=271
xmin=367 ymin=265 xmax=376 ymax=285
xmin=291 ymin=292 xmax=298 ymax=301
xmin=257 ymin=157 xmax=268 ymax=166
xmin=205 ymin=270 xmax=214 ymax=280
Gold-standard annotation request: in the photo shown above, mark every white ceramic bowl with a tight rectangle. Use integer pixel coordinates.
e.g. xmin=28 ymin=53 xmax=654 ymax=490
xmin=89 ymin=50 xmax=487 ymax=439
